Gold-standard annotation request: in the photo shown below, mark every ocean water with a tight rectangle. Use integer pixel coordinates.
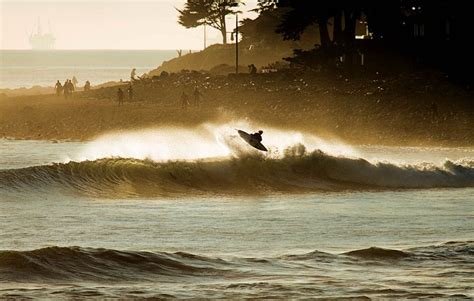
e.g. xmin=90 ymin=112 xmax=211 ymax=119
xmin=0 ymin=126 xmax=473 ymax=299
xmin=0 ymin=50 xmax=177 ymax=89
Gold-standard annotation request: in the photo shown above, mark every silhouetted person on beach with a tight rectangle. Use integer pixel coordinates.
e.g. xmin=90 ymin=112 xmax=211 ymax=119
xmin=67 ymin=80 xmax=75 ymax=97
xmin=63 ymin=79 xmax=69 ymax=98
xmin=117 ymin=88 xmax=124 ymax=106
xmin=55 ymin=80 xmax=62 ymax=96
xmin=72 ymin=76 xmax=78 ymax=88
xmin=131 ymin=68 xmax=137 ymax=81
xmin=127 ymin=84 xmax=133 ymax=100
xmin=181 ymin=92 xmax=189 ymax=110
xmin=251 ymin=130 xmax=263 ymax=142
xmin=248 ymin=64 xmax=257 ymax=75
xmin=84 ymin=80 xmax=91 ymax=91
xmin=63 ymin=79 xmax=74 ymax=99
xmin=193 ymin=87 xmax=203 ymax=107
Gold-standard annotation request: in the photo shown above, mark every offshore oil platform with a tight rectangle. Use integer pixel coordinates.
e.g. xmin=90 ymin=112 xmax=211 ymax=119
xmin=29 ymin=19 xmax=55 ymax=50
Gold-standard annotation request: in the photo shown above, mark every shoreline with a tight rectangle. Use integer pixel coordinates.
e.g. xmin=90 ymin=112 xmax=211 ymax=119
xmin=0 ymin=80 xmax=125 ymax=97
xmin=1 ymin=70 xmax=473 ymax=147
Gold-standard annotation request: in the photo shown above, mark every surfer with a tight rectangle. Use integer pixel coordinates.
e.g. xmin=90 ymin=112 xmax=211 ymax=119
xmin=237 ymin=129 xmax=267 ymax=151
xmin=251 ymin=130 xmax=263 ymax=142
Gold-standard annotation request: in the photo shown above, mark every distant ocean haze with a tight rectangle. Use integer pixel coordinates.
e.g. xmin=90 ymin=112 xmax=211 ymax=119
xmin=0 ymin=50 xmax=177 ymax=89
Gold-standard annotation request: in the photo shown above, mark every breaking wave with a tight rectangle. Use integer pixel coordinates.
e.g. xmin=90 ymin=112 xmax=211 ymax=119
xmin=1 ymin=124 xmax=473 ymax=197
xmin=0 ymin=147 xmax=473 ymax=197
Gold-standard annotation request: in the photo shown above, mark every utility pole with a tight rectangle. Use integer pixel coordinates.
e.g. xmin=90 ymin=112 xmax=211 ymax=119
xmin=235 ymin=13 xmax=239 ymax=74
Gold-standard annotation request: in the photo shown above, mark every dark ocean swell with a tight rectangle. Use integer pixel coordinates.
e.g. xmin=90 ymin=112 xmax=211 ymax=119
xmin=0 ymin=150 xmax=473 ymax=197
xmin=0 ymin=241 xmax=472 ymax=283
xmin=0 ymin=247 xmax=230 ymax=282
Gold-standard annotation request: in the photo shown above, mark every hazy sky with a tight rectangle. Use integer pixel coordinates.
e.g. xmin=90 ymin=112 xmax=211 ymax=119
xmin=0 ymin=0 xmax=258 ymax=50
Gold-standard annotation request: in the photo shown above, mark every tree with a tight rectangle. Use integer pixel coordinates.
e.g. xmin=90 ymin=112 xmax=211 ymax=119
xmin=254 ymin=0 xmax=278 ymax=12
xmin=177 ymin=0 xmax=240 ymax=45
xmin=276 ymin=1 xmax=333 ymax=48
xmin=275 ymin=1 xmax=380 ymax=68
xmin=239 ymin=4 xmax=319 ymax=52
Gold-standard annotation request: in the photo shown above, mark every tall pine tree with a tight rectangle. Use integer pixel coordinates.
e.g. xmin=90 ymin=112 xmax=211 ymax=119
xmin=177 ymin=0 xmax=240 ymax=45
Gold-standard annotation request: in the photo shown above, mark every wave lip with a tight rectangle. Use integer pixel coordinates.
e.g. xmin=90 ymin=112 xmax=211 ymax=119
xmin=0 ymin=148 xmax=473 ymax=197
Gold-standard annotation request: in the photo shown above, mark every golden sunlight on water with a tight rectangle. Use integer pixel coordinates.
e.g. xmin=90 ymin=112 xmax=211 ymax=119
xmin=78 ymin=122 xmax=358 ymax=162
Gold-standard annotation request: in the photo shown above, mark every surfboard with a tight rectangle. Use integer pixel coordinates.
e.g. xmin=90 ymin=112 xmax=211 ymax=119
xmin=237 ymin=130 xmax=268 ymax=152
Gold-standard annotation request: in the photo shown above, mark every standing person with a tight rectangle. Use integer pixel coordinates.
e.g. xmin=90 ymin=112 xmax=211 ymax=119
xmin=117 ymin=88 xmax=124 ymax=106
xmin=63 ymin=79 xmax=70 ymax=99
xmin=130 ymin=68 xmax=137 ymax=81
xmin=84 ymin=80 xmax=91 ymax=91
xmin=180 ymin=92 xmax=189 ymax=110
xmin=72 ymin=76 xmax=78 ymax=88
xmin=67 ymin=80 xmax=75 ymax=97
xmin=55 ymin=80 xmax=62 ymax=97
xmin=193 ymin=87 xmax=203 ymax=107
xmin=248 ymin=64 xmax=257 ymax=74
xmin=127 ymin=84 xmax=133 ymax=101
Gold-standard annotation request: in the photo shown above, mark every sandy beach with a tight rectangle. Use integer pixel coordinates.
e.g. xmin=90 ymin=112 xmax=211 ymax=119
xmin=1 ymin=71 xmax=473 ymax=146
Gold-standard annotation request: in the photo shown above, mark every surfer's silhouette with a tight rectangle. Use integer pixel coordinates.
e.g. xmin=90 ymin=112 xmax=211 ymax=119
xmin=251 ymin=130 xmax=263 ymax=142
xmin=237 ymin=129 xmax=267 ymax=151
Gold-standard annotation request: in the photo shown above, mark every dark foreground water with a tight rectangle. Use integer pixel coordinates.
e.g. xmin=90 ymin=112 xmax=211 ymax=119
xmin=0 ymin=128 xmax=473 ymax=299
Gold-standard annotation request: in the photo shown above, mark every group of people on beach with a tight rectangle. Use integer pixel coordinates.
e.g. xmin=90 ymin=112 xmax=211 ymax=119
xmin=116 ymin=84 xmax=134 ymax=106
xmin=55 ymin=79 xmax=75 ymax=99
xmin=115 ymin=84 xmax=203 ymax=109
xmin=180 ymin=87 xmax=203 ymax=110
xmin=55 ymin=76 xmax=91 ymax=99
xmin=54 ymin=67 xmax=207 ymax=108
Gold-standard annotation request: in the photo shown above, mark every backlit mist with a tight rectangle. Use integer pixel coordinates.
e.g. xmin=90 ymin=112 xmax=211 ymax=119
xmin=1 ymin=0 xmax=257 ymax=50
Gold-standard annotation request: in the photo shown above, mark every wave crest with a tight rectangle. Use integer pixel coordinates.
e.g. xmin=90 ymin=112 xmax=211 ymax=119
xmin=1 ymin=149 xmax=473 ymax=197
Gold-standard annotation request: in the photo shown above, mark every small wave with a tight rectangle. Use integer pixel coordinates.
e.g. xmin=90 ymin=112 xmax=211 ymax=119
xmin=343 ymin=247 xmax=411 ymax=260
xmin=276 ymin=241 xmax=473 ymax=264
xmin=0 ymin=147 xmax=473 ymax=197
xmin=340 ymin=241 xmax=473 ymax=262
xmin=1 ymin=241 xmax=471 ymax=283
xmin=408 ymin=240 xmax=474 ymax=260
xmin=0 ymin=246 xmax=230 ymax=282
